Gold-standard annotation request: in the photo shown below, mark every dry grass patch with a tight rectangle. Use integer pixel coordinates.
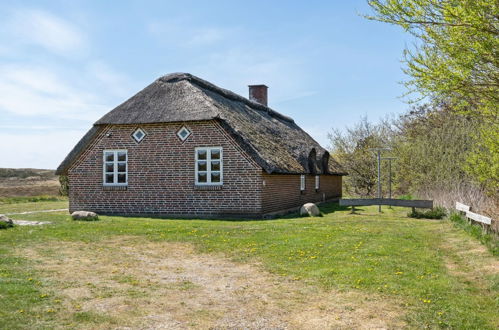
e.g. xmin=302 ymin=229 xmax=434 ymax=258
xmin=19 ymin=236 xmax=406 ymax=329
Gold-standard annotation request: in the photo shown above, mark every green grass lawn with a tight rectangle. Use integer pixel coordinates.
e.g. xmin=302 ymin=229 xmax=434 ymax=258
xmin=1 ymin=201 xmax=497 ymax=329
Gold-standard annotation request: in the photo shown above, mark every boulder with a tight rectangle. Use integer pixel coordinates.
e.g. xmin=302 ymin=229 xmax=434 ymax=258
xmin=0 ymin=214 xmax=14 ymax=228
xmin=300 ymin=203 xmax=321 ymax=217
xmin=71 ymin=211 xmax=99 ymax=221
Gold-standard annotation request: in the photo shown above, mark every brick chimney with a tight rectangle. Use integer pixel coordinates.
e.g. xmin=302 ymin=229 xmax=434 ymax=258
xmin=248 ymin=84 xmax=268 ymax=106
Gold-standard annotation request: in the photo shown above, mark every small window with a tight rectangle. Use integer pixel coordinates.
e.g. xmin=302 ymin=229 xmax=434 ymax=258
xmin=300 ymin=175 xmax=305 ymax=191
xmin=132 ymin=128 xmax=146 ymax=143
xmin=103 ymin=150 xmax=127 ymax=186
xmin=177 ymin=126 xmax=191 ymax=141
xmin=195 ymin=147 xmax=222 ymax=185
xmin=315 ymin=175 xmax=320 ymax=190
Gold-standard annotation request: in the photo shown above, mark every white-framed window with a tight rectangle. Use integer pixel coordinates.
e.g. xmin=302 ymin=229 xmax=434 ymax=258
xmin=315 ymin=175 xmax=320 ymax=190
xmin=195 ymin=147 xmax=222 ymax=185
xmin=103 ymin=150 xmax=128 ymax=186
xmin=177 ymin=126 xmax=191 ymax=141
xmin=300 ymin=175 xmax=305 ymax=191
xmin=132 ymin=128 xmax=146 ymax=143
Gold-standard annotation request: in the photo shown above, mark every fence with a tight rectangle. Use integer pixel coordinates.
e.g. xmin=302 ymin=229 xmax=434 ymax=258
xmin=339 ymin=198 xmax=433 ymax=213
xmin=455 ymin=201 xmax=493 ymax=233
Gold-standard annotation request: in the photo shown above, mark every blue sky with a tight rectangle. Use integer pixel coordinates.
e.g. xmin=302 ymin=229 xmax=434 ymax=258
xmin=0 ymin=1 xmax=410 ymax=169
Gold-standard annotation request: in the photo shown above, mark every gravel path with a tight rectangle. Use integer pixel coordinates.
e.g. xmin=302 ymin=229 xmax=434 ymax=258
xmin=5 ymin=208 xmax=68 ymax=215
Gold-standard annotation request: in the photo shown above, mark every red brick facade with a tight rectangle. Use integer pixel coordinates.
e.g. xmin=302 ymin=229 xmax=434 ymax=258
xmin=262 ymin=174 xmax=342 ymax=214
xmin=68 ymin=120 xmax=342 ymax=218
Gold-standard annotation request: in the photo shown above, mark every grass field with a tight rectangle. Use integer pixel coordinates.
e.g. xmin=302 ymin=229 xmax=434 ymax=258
xmin=1 ymin=201 xmax=498 ymax=329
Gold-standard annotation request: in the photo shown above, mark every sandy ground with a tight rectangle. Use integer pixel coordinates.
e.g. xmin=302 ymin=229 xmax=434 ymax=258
xmin=20 ymin=237 xmax=406 ymax=329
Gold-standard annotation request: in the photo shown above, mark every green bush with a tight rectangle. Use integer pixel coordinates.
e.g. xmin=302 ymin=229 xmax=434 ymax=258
xmin=408 ymin=206 xmax=447 ymax=219
xmin=0 ymin=221 xmax=14 ymax=229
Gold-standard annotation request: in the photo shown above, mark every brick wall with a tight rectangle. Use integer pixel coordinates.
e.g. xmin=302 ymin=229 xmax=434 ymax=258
xmin=261 ymin=173 xmax=342 ymax=214
xmin=68 ymin=120 xmax=263 ymax=217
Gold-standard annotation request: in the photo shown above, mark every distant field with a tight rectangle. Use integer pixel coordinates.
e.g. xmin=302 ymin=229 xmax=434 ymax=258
xmin=0 ymin=168 xmax=60 ymax=197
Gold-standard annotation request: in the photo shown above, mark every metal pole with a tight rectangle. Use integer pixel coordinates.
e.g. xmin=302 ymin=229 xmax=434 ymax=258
xmin=377 ymin=150 xmax=381 ymax=212
xmin=388 ymin=159 xmax=392 ymax=199
xmin=381 ymin=157 xmax=396 ymax=202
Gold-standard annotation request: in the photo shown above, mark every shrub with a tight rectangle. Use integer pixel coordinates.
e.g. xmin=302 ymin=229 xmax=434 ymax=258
xmin=0 ymin=220 xmax=14 ymax=229
xmin=408 ymin=206 xmax=447 ymax=219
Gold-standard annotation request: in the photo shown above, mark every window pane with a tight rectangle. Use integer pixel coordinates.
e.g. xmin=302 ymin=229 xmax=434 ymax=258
xmin=198 ymin=172 xmax=207 ymax=183
xmin=105 ymin=174 xmax=114 ymax=183
xmin=211 ymin=149 xmax=220 ymax=159
xmin=105 ymin=163 xmax=114 ymax=172
xmin=105 ymin=153 xmax=114 ymax=162
xmin=197 ymin=161 xmax=207 ymax=171
xmin=134 ymin=130 xmax=144 ymax=139
xmin=117 ymin=152 xmax=126 ymax=161
xmin=211 ymin=172 xmax=220 ymax=183
xmin=117 ymin=174 xmax=126 ymax=183
xmin=117 ymin=162 xmax=126 ymax=172
xmin=197 ymin=149 xmax=207 ymax=160
xmin=211 ymin=160 xmax=220 ymax=171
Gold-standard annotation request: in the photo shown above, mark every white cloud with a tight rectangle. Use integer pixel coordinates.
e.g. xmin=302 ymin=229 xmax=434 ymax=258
xmin=0 ymin=129 xmax=88 ymax=169
xmin=6 ymin=8 xmax=87 ymax=55
xmin=0 ymin=65 xmax=108 ymax=120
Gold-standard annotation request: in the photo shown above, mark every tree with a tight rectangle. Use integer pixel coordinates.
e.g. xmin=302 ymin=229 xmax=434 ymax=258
xmin=328 ymin=117 xmax=392 ymax=197
xmin=392 ymin=104 xmax=479 ymax=193
xmin=366 ymin=0 xmax=498 ymax=193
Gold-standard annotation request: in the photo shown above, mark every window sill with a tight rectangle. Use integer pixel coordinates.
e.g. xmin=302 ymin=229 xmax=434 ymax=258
xmin=194 ymin=185 xmax=223 ymax=191
xmin=103 ymin=185 xmax=128 ymax=191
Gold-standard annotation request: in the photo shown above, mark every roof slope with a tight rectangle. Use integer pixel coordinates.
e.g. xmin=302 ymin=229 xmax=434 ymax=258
xmin=56 ymin=73 xmax=345 ymax=175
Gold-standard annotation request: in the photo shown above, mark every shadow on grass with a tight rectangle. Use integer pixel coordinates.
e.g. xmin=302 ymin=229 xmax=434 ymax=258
xmin=319 ymin=202 xmax=351 ymax=215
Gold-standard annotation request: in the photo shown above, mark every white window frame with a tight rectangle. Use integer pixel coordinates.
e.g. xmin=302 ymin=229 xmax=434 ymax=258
xmin=195 ymin=147 xmax=223 ymax=185
xmin=300 ymin=175 xmax=306 ymax=191
xmin=103 ymin=150 xmax=128 ymax=186
xmin=132 ymin=128 xmax=146 ymax=143
xmin=177 ymin=126 xmax=192 ymax=141
xmin=315 ymin=175 xmax=320 ymax=190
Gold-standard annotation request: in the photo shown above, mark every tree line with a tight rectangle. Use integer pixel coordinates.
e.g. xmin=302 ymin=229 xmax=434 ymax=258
xmin=329 ymin=1 xmax=498 ymax=216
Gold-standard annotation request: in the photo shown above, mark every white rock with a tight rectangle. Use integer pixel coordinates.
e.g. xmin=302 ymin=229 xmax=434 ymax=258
xmin=300 ymin=203 xmax=320 ymax=217
xmin=71 ymin=211 xmax=98 ymax=221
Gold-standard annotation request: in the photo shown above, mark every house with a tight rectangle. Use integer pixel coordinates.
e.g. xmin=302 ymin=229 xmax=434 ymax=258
xmin=56 ymin=73 xmax=346 ymax=218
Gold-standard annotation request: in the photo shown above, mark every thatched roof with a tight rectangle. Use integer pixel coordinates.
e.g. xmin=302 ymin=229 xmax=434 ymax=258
xmin=56 ymin=73 xmax=345 ymax=175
